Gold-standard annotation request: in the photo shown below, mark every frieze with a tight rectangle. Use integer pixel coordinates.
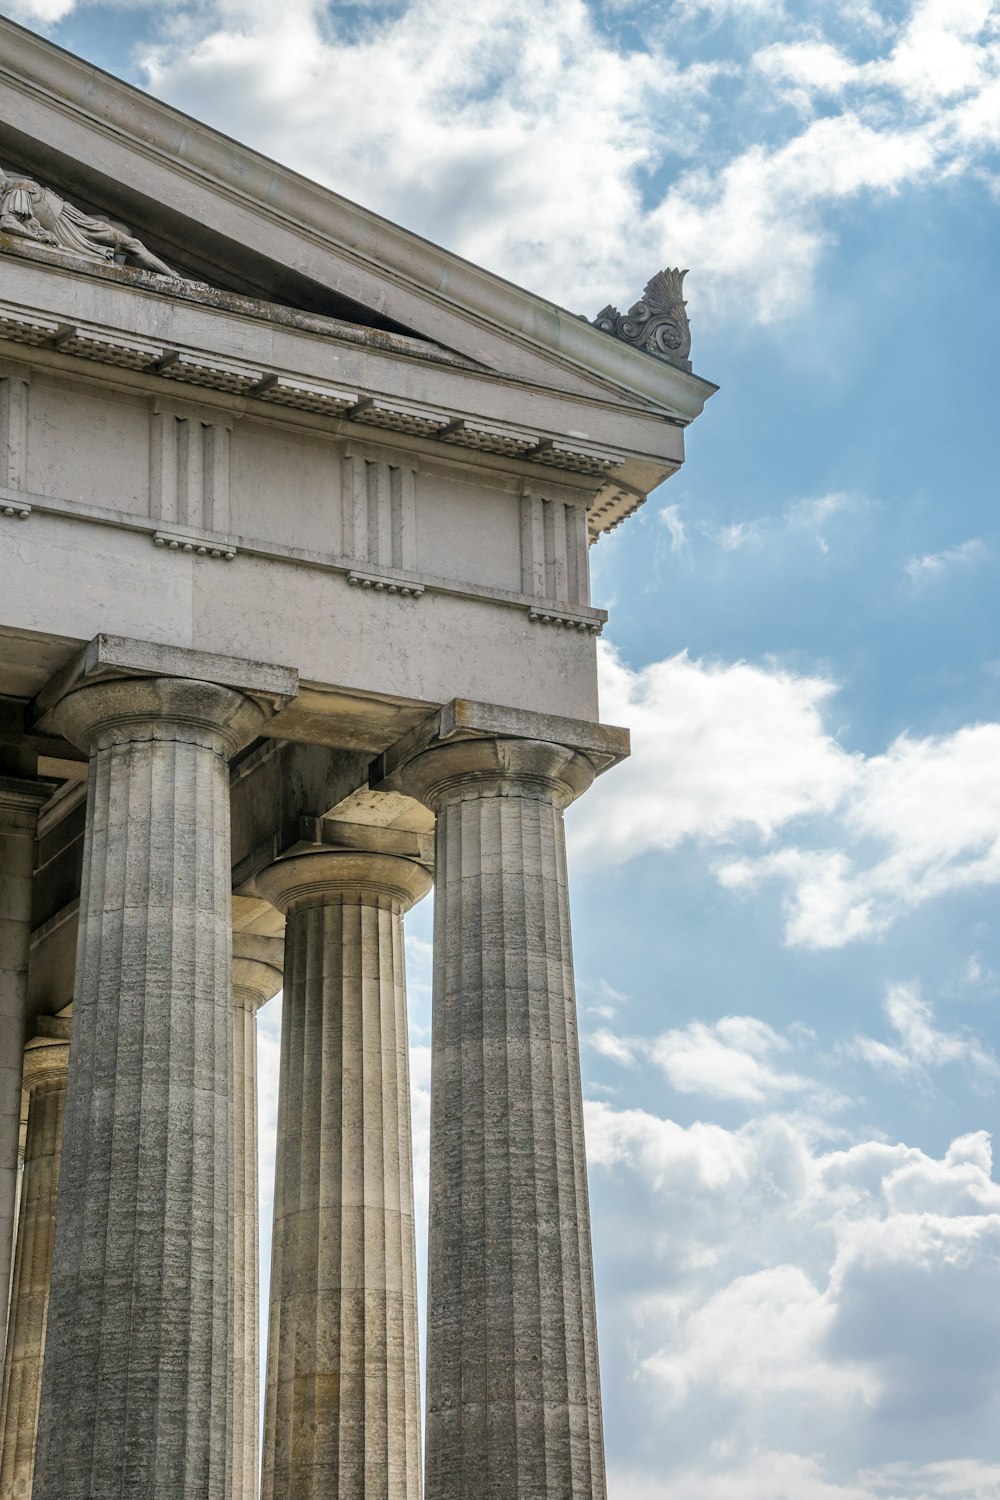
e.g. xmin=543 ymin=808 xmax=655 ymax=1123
xmin=0 ymin=299 xmax=636 ymax=527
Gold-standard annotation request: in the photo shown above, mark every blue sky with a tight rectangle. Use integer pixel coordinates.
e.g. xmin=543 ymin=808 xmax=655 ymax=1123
xmin=7 ymin=0 xmax=1000 ymax=1494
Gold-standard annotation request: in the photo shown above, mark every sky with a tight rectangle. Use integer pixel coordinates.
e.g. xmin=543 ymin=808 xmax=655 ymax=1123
xmin=6 ymin=0 xmax=1000 ymax=1494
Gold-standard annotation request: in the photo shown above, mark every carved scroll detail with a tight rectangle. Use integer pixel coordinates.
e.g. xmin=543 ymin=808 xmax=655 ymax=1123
xmin=592 ymin=268 xmax=692 ymax=371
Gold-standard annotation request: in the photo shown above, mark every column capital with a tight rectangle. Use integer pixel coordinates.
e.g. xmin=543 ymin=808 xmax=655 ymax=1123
xmin=256 ymin=849 xmax=431 ymax=917
xmin=378 ymin=697 xmax=628 ymax=775
xmin=387 ymin=736 xmax=597 ymax=812
xmin=0 ymin=775 xmax=56 ymax=828
xmin=373 ymin=696 xmax=629 ymax=812
xmin=232 ymin=934 xmax=284 ymax=1013
xmin=21 ymin=1033 xmax=70 ymax=1093
xmin=48 ymin=676 xmax=270 ymax=760
xmin=33 ymin=634 xmax=297 ymax=725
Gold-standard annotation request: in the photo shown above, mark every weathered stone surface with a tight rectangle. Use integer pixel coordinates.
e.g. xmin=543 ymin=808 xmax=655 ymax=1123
xmin=376 ymin=698 xmax=630 ymax=789
xmin=0 ymin=168 xmax=179 ymax=277
xmin=32 ymin=675 xmax=268 ymax=1500
xmin=0 ymin=778 xmax=52 ymax=1363
xmin=231 ymin=934 xmax=283 ymax=1500
xmin=395 ymin=738 xmax=607 ymax=1500
xmin=0 ymin=1020 xmax=70 ymax=1500
xmin=257 ymin=849 xmax=430 ymax=1500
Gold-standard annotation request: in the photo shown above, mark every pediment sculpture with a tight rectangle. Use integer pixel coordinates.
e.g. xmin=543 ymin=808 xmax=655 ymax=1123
xmin=0 ymin=168 xmax=178 ymax=278
xmin=592 ymin=268 xmax=691 ymax=371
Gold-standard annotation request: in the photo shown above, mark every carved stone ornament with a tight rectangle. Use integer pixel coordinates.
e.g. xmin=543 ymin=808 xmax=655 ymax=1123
xmin=0 ymin=168 xmax=178 ymax=278
xmin=592 ymin=268 xmax=691 ymax=371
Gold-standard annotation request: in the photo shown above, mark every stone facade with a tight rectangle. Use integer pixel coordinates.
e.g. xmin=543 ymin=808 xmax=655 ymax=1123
xmin=0 ymin=13 xmax=714 ymax=1498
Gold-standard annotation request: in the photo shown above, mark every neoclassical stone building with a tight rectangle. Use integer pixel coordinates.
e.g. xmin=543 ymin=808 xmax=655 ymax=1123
xmin=0 ymin=15 xmax=714 ymax=1499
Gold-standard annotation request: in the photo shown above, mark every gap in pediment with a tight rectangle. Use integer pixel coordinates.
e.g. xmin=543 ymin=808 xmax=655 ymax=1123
xmin=0 ymin=125 xmax=421 ymax=338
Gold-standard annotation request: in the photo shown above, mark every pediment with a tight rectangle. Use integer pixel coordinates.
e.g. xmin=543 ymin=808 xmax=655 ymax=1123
xmin=0 ymin=16 xmax=715 ymax=425
xmin=0 ymin=145 xmax=427 ymax=342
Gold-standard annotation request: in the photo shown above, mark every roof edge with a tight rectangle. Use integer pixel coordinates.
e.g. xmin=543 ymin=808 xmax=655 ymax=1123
xmin=0 ymin=16 xmax=717 ymax=423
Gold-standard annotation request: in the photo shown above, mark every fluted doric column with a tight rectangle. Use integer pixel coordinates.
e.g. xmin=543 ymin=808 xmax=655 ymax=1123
xmin=0 ymin=1016 xmax=70 ymax=1499
xmin=257 ymin=848 xmax=431 ymax=1500
xmin=32 ymin=676 xmax=268 ymax=1500
xmin=231 ymin=932 xmax=283 ymax=1500
xmin=0 ymin=778 xmax=51 ymax=1355
xmin=395 ymin=737 xmax=607 ymax=1500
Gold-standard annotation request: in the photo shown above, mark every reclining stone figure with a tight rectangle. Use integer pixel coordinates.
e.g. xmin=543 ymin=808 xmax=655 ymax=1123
xmin=0 ymin=169 xmax=178 ymax=278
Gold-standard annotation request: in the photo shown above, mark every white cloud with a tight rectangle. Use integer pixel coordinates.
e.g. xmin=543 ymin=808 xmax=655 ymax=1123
xmin=588 ymin=1097 xmax=1000 ymax=1497
xmin=28 ymin=0 xmax=1000 ymax=326
xmin=584 ymin=1097 xmax=757 ymax=1194
xmin=404 ymin=929 xmax=434 ymax=1023
xmin=127 ymin=0 xmax=726 ymax=314
xmin=960 ymin=952 xmax=1000 ymax=993
xmin=651 ymin=1015 xmax=819 ymax=1103
xmin=653 ymin=110 xmax=941 ymax=322
xmin=612 ymin=1454 xmax=1000 ymax=1500
xmin=676 ymin=0 xmax=784 ymax=18
xmin=875 ymin=0 xmax=997 ymax=108
xmin=862 ymin=1460 xmax=1000 ymax=1498
xmin=573 ymin=643 xmax=854 ymax=865
xmin=771 ymin=723 xmax=1000 ymax=946
xmin=699 ymin=517 xmax=763 ymax=551
xmin=3 ymin=0 xmax=77 ymax=20
xmin=408 ymin=1041 xmax=432 ymax=1236
xmin=586 ymin=1011 xmax=836 ymax=1104
xmin=661 ymin=503 xmax=688 ymax=554
xmin=786 ymin=491 xmax=858 ymax=534
xmin=754 ymin=40 xmax=859 ymax=110
xmin=652 ymin=0 xmax=1000 ymax=320
xmin=692 ymin=491 xmax=859 ymax=554
xmin=589 ymin=1025 xmax=640 ymax=1067
xmin=581 ymin=976 xmax=630 ymax=1021
xmin=642 ymin=1262 xmax=876 ymax=1404
xmin=583 ymin=643 xmax=1000 ymax=948
xmin=853 ymin=982 xmax=1000 ymax=1082
xmin=904 ymin=538 xmax=988 ymax=585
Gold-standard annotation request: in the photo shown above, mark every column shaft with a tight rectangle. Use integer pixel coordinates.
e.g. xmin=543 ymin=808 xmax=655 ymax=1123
xmin=400 ymin=739 xmax=607 ymax=1500
xmin=0 ymin=780 xmax=49 ymax=1356
xmin=231 ymin=937 xmax=283 ymax=1500
xmin=232 ymin=994 xmax=260 ymax=1500
xmin=32 ymin=677 xmax=266 ymax=1500
xmin=258 ymin=851 xmax=429 ymax=1500
xmin=0 ymin=1028 xmax=70 ymax=1499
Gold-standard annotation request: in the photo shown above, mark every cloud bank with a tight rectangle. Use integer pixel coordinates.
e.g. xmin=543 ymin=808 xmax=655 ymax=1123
xmin=587 ymin=1097 xmax=1000 ymax=1499
xmin=572 ymin=642 xmax=1000 ymax=948
xmin=11 ymin=0 xmax=1000 ymax=322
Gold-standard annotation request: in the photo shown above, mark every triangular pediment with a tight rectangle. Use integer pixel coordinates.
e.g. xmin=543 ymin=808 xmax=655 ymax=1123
xmin=0 ymin=16 xmax=715 ymax=424
xmin=0 ymin=144 xmax=424 ymax=340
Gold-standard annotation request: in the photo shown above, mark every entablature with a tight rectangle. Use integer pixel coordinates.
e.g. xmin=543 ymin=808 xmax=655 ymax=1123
xmin=0 ymin=253 xmax=684 ymax=515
